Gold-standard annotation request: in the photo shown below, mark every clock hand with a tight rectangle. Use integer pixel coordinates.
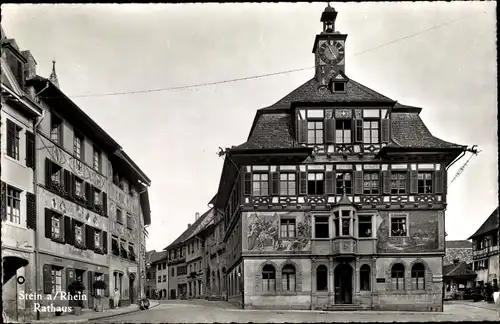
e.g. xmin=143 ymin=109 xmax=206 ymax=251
xmin=328 ymin=46 xmax=337 ymax=59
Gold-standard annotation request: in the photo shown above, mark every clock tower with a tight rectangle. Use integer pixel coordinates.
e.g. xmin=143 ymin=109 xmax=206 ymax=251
xmin=312 ymin=4 xmax=348 ymax=88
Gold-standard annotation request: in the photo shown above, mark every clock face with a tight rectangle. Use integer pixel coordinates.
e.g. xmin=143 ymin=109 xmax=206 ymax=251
xmin=318 ymin=40 xmax=345 ymax=65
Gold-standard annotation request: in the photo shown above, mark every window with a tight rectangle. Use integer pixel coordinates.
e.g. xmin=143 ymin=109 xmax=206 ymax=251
xmin=74 ymin=133 xmax=84 ymax=160
xmin=411 ymin=263 xmax=425 ymax=290
xmin=50 ymin=114 xmax=62 ymax=145
xmin=94 ymin=188 xmax=101 ymax=206
xmin=163 ymin=275 xmax=167 ymax=282
xmin=390 ymin=172 xmax=407 ymax=194
xmin=358 ymin=215 xmax=373 ymax=238
xmin=336 ymin=172 xmax=352 ymax=195
xmin=129 ymin=243 xmax=136 ymax=261
xmin=280 ymin=219 xmax=296 ymax=238
xmin=6 ymin=186 xmax=21 ymax=224
xmin=363 ymin=121 xmax=379 ymax=144
xmin=51 ymin=267 xmax=63 ymax=293
xmin=75 ymin=178 xmax=84 ymax=198
xmin=360 ymin=265 xmax=371 ymax=291
xmin=340 ymin=210 xmax=351 ymax=236
xmin=127 ymin=213 xmax=132 ymax=229
xmin=316 ymin=265 xmax=328 ymax=292
xmin=280 ymin=173 xmax=296 ymax=196
xmin=335 ymin=120 xmax=352 ymax=144
xmin=171 ymin=268 xmax=175 ymax=277
xmin=314 ymin=216 xmax=329 ymax=239
xmin=391 ymin=215 xmax=407 ymax=237
xmin=94 ymin=273 xmax=104 ymax=296
xmin=307 ymin=121 xmax=324 ymax=144
xmin=262 ymin=264 xmax=276 ymax=292
xmin=112 ymin=236 xmax=119 ymax=256
xmin=116 ymin=208 xmax=123 ymax=224
xmin=158 ymin=264 xmax=161 ymax=271
xmin=418 ymin=172 xmax=433 ymax=194
xmin=94 ymin=230 xmax=101 ymax=248
xmin=333 ymin=82 xmax=345 ymax=92
xmin=52 ymin=213 xmax=62 ymax=239
xmin=363 ymin=172 xmax=380 ymax=195
xmin=50 ymin=163 xmax=63 ymax=185
xmin=177 ymin=266 xmax=187 ymax=276
xmin=282 ymin=265 xmax=296 ymax=292
xmin=158 ymin=276 xmax=161 ymax=283
xmin=74 ymin=222 xmax=84 ymax=246
xmin=252 ymin=173 xmax=269 ymax=196
xmin=308 ymin=172 xmax=324 ymax=195
xmin=391 ymin=263 xmax=405 ymax=290
xmin=93 ymin=147 xmax=102 ymax=172
xmin=6 ymin=119 xmax=22 ymax=160
xmin=120 ymin=240 xmax=128 ymax=258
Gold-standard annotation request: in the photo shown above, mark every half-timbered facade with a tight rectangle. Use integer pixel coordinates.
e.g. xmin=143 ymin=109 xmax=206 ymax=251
xmin=213 ymin=6 xmax=466 ymax=312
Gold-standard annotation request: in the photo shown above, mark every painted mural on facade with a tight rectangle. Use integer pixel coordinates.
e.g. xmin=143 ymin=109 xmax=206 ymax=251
xmin=246 ymin=211 xmax=312 ymax=252
xmin=377 ymin=212 xmax=439 ymax=253
xmin=39 ymin=135 xmax=106 ymax=190
xmin=42 ymin=188 xmax=108 ymax=232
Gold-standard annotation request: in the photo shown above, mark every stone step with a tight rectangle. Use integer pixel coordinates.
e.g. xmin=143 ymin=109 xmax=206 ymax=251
xmin=322 ymin=304 xmax=362 ymax=311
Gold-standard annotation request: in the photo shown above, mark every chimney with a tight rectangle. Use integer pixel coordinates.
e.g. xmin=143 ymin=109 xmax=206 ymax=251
xmin=195 ymin=212 xmax=200 ymax=221
xmin=188 ymin=223 xmax=191 ymax=229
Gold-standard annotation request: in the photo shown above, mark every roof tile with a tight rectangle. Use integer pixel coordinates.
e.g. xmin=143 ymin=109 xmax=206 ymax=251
xmin=443 ymin=261 xmax=476 ymax=278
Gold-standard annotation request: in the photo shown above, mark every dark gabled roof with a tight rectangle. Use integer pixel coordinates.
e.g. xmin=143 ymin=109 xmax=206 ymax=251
xmin=469 ymin=207 xmax=499 ymax=239
xmin=446 ymin=240 xmax=473 ymax=249
xmin=443 ymin=261 xmax=476 ymax=278
xmin=149 ymin=251 xmax=168 ymax=264
xmin=388 ymin=112 xmax=466 ymax=149
xmin=262 ymin=77 xmax=395 ymax=111
xmin=164 ymin=209 xmax=213 ymax=251
xmin=234 ymin=113 xmax=301 ymax=150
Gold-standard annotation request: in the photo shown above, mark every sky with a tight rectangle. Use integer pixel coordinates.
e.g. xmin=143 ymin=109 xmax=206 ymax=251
xmin=1 ymin=2 xmax=497 ymax=252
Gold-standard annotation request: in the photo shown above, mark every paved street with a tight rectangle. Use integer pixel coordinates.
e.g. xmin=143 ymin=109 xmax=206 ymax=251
xmin=102 ymin=300 xmax=499 ymax=323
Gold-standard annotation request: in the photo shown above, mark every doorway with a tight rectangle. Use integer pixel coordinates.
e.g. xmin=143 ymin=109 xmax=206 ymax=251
xmin=170 ymin=289 xmax=176 ymax=299
xmin=74 ymin=269 xmax=85 ymax=308
xmin=334 ymin=263 xmax=353 ymax=304
xmin=129 ymin=276 xmax=135 ymax=304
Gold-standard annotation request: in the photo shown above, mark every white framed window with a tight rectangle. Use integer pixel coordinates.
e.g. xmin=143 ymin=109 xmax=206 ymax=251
xmin=52 ymin=267 xmax=63 ymax=293
xmin=75 ymin=222 xmax=84 ymax=245
xmin=52 ymin=214 xmax=62 ymax=239
xmin=94 ymin=231 xmax=101 ymax=248
xmin=390 ymin=213 xmax=408 ymax=237
xmin=7 ymin=185 xmax=22 ymax=224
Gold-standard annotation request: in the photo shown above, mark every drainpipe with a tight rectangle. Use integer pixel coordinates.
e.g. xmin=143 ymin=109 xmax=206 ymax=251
xmin=33 ymin=82 xmax=48 ymax=320
xmin=137 ymin=185 xmax=147 ymax=307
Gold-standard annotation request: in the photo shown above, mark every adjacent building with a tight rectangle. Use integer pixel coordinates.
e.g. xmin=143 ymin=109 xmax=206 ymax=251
xmin=152 ymin=251 xmax=169 ymax=298
xmin=469 ymin=207 xmax=499 ymax=287
xmin=210 ymin=6 xmax=467 ymax=312
xmin=1 ymin=27 xmax=43 ymax=322
xmin=443 ymin=240 xmax=473 ymax=265
xmin=1 ymin=25 xmax=152 ymax=320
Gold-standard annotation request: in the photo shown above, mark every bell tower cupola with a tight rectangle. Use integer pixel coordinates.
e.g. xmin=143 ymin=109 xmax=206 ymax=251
xmin=313 ymin=4 xmax=348 ymax=88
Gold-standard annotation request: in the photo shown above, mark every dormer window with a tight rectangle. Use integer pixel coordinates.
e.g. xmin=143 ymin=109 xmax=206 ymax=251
xmin=333 ymin=81 xmax=346 ymax=93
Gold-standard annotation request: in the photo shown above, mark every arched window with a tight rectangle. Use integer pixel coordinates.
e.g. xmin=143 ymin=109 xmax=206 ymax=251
xmin=316 ymin=265 xmax=328 ymax=292
xmin=411 ymin=263 xmax=425 ymax=290
xmin=360 ymin=264 xmax=371 ymax=291
xmin=282 ymin=265 xmax=296 ymax=292
xmin=391 ymin=263 xmax=405 ymax=290
xmin=262 ymin=264 xmax=276 ymax=292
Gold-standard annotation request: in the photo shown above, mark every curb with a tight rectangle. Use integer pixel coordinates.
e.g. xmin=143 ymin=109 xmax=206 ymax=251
xmin=84 ymin=302 xmax=160 ymax=321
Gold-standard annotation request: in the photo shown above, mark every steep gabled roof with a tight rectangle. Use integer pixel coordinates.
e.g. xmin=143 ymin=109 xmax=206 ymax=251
xmin=388 ymin=112 xmax=465 ymax=149
xmin=262 ymin=77 xmax=395 ymax=111
xmin=164 ymin=209 xmax=213 ymax=250
xmin=149 ymin=251 xmax=168 ymax=264
xmin=469 ymin=207 xmax=499 ymax=239
xmin=446 ymin=240 xmax=473 ymax=249
xmin=443 ymin=261 xmax=476 ymax=278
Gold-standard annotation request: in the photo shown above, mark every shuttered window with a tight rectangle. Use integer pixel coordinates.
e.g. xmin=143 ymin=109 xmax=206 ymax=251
xmin=50 ymin=114 xmax=63 ymax=145
xmin=279 ymin=173 xmax=296 ymax=196
xmin=335 ymin=120 xmax=352 ymax=144
xmin=417 ymin=172 xmax=433 ymax=194
xmin=363 ymin=120 xmax=379 ymax=144
xmin=7 ymin=185 xmax=21 ymax=224
xmin=335 ymin=172 xmax=352 ymax=195
xmin=52 ymin=267 xmax=63 ymax=293
xmin=390 ymin=172 xmax=407 ymax=194
xmin=93 ymin=146 xmax=102 ymax=172
xmin=6 ymin=119 xmax=21 ymax=160
xmin=26 ymin=130 xmax=35 ymax=169
xmin=363 ymin=172 xmax=380 ymax=195
xmin=307 ymin=121 xmax=324 ymax=144
xmin=252 ymin=173 xmax=268 ymax=196
xmin=26 ymin=192 xmax=37 ymax=230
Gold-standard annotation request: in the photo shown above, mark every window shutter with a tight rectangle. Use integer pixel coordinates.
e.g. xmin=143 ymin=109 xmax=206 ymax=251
xmin=64 ymin=170 xmax=71 ymax=198
xmin=26 ymin=130 xmax=35 ymax=169
xmin=354 ymin=171 xmax=363 ymax=195
xmin=43 ymin=264 xmax=52 ymax=294
xmin=45 ymin=158 xmax=52 ymax=188
xmin=27 ymin=192 xmax=37 ymax=230
xmin=104 ymin=274 xmax=110 ymax=297
xmin=409 ymin=170 xmax=418 ymax=194
xmin=434 ymin=170 xmax=444 ymax=194
xmin=66 ymin=267 xmax=75 ymax=289
xmin=45 ymin=209 xmax=52 ymax=239
xmin=88 ymin=185 xmax=95 ymax=208
xmin=103 ymin=231 xmax=108 ymax=254
xmin=65 ymin=216 xmax=74 ymax=245
xmin=354 ymin=119 xmax=363 ymax=143
xmin=85 ymin=182 xmax=92 ymax=207
xmin=271 ymin=172 xmax=279 ymax=196
xmin=70 ymin=174 xmax=75 ymax=199
xmin=86 ymin=225 xmax=95 ymax=250
xmin=102 ymin=192 xmax=108 ymax=217
xmin=382 ymin=171 xmax=391 ymax=195
xmin=243 ymin=173 xmax=251 ymax=196
xmin=88 ymin=271 xmax=95 ymax=297
xmin=297 ymin=119 xmax=307 ymax=143
xmin=1 ymin=181 xmax=6 ymax=221
xmin=299 ymin=171 xmax=307 ymax=195
xmin=324 ymin=119 xmax=334 ymax=144
xmin=6 ymin=119 xmax=15 ymax=157
xmin=381 ymin=119 xmax=390 ymax=143
xmin=325 ymin=171 xmax=335 ymax=194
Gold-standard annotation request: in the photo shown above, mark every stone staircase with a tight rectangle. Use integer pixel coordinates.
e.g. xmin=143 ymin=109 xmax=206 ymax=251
xmin=322 ymin=304 xmax=362 ymax=311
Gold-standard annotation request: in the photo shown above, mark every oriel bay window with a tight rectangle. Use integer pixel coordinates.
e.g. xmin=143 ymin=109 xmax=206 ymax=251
xmin=314 ymin=216 xmax=329 ymax=239
xmin=308 ymin=172 xmax=324 ymax=195
xmin=280 ymin=218 xmax=296 ymax=238
xmin=334 ymin=210 xmax=352 ymax=236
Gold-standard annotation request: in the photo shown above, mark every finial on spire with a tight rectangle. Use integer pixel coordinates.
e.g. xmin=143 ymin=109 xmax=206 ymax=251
xmin=49 ymin=59 xmax=60 ymax=88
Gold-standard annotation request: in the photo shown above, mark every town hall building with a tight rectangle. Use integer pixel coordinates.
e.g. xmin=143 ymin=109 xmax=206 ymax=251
xmin=212 ymin=6 xmax=467 ymax=312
